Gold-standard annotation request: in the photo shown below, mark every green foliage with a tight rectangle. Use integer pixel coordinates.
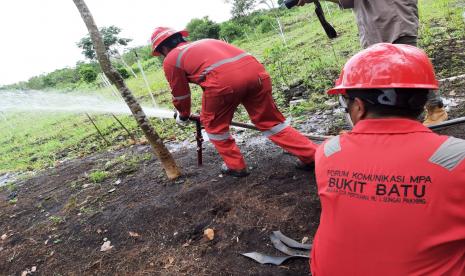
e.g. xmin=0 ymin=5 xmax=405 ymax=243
xmin=49 ymin=215 xmax=65 ymax=225
xmin=186 ymin=16 xmax=220 ymax=40
xmin=77 ymin=62 xmax=99 ymax=83
xmin=226 ymin=0 xmax=258 ymax=18
xmin=77 ymin=25 xmax=132 ymax=60
xmin=219 ymin=21 xmax=245 ymax=41
xmin=251 ymin=14 xmax=276 ymax=33
xmin=8 ymin=198 xmax=18 ymax=205
xmin=88 ymin=170 xmax=109 ymax=183
xmin=116 ymin=66 xmax=130 ymax=79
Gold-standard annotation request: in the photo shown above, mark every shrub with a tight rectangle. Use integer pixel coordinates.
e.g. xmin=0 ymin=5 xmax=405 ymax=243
xmin=186 ymin=16 xmax=220 ymax=41
xmin=219 ymin=21 xmax=245 ymax=41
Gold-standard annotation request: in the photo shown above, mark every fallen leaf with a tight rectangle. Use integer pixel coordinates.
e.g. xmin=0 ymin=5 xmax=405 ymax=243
xmin=31 ymin=266 xmax=37 ymax=272
xmin=1 ymin=234 xmax=7 ymax=240
xmin=97 ymin=229 xmax=102 ymax=234
xmin=204 ymin=228 xmax=214 ymax=241
xmin=128 ymin=231 xmax=140 ymax=237
xmin=115 ymin=179 xmax=122 ymax=185
xmin=21 ymin=271 xmax=28 ymax=276
xmin=107 ymin=188 xmax=116 ymax=193
xmin=100 ymin=241 xmax=113 ymax=252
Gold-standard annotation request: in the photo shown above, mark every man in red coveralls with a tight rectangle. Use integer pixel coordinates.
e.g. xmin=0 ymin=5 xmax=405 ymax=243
xmin=311 ymin=43 xmax=465 ymax=275
xmin=150 ymin=27 xmax=317 ymax=177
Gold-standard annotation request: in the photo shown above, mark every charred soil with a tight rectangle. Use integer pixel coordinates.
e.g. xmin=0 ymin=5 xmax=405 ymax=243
xmin=0 ymin=139 xmax=320 ymax=275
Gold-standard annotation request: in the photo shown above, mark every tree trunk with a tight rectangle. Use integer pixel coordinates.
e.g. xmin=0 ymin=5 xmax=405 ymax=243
xmin=72 ymin=0 xmax=181 ymax=180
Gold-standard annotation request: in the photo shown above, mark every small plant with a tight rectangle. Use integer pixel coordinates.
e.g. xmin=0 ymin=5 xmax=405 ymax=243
xmin=49 ymin=215 xmax=65 ymax=224
xmin=88 ymin=170 xmax=109 ymax=183
xmin=8 ymin=198 xmax=18 ymax=205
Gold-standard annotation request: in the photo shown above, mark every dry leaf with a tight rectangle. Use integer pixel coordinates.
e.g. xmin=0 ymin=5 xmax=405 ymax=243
xmin=204 ymin=228 xmax=214 ymax=241
xmin=302 ymin=236 xmax=309 ymax=244
xmin=1 ymin=234 xmax=7 ymax=240
xmin=100 ymin=241 xmax=113 ymax=252
xmin=163 ymin=257 xmax=175 ymax=269
xmin=128 ymin=231 xmax=140 ymax=237
xmin=31 ymin=266 xmax=37 ymax=272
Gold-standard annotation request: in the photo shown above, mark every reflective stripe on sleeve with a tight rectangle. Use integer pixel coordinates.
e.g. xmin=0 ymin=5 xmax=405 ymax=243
xmin=173 ymin=93 xmax=190 ymax=101
xmin=324 ymin=136 xmax=341 ymax=157
xmin=206 ymin=132 xmax=231 ymax=141
xmin=176 ymin=40 xmax=204 ymax=68
xmin=262 ymin=120 xmax=290 ymax=138
xmin=429 ymin=137 xmax=465 ymax=171
xmin=199 ymin=52 xmax=251 ymax=82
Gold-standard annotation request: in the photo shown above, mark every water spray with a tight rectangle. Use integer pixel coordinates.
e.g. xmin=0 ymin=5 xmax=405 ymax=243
xmin=0 ymin=90 xmax=174 ymax=119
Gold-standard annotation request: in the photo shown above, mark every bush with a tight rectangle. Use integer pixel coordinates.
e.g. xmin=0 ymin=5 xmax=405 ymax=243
xmin=219 ymin=21 xmax=245 ymax=41
xmin=116 ymin=66 xmax=130 ymax=79
xmin=78 ymin=64 xmax=98 ymax=83
xmin=186 ymin=16 xmax=220 ymax=41
xmin=251 ymin=14 xmax=276 ymax=33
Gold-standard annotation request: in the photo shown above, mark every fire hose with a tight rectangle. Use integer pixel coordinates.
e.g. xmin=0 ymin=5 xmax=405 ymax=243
xmin=174 ymin=113 xmax=331 ymax=166
xmin=174 ymin=112 xmax=465 ymax=166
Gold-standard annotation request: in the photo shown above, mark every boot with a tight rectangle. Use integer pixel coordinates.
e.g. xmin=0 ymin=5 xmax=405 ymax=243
xmin=220 ymin=163 xmax=250 ymax=177
xmin=423 ymin=106 xmax=448 ymax=126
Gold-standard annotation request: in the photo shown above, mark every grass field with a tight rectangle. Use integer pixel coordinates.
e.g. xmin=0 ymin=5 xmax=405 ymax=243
xmin=0 ymin=0 xmax=463 ymax=174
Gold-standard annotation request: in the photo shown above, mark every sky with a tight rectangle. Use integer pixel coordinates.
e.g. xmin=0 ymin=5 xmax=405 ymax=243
xmin=0 ymin=0 xmax=235 ymax=86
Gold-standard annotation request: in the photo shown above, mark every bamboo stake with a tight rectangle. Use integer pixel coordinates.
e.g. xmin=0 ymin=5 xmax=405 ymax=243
xmin=85 ymin=113 xmax=111 ymax=145
xmin=111 ymin=114 xmax=136 ymax=141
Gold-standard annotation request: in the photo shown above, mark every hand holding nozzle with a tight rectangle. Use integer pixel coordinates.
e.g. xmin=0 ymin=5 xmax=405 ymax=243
xmin=173 ymin=110 xmax=190 ymax=127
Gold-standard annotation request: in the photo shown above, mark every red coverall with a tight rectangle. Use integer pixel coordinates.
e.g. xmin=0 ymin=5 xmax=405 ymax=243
xmin=312 ymin=118 xmax=465 ymax=275
xmin=163 ymin=39 xmax=317 ymax=170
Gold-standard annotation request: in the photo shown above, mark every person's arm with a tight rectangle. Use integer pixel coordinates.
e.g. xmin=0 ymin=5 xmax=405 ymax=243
xmin=163 ymin=63 xmax=192 ymax=119
xmin=297 ymin=0 xmax=354 ymax=9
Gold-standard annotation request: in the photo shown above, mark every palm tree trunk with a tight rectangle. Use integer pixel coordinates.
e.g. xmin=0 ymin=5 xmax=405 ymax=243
xmin=72 ymin=0 xmax=181 ymax=180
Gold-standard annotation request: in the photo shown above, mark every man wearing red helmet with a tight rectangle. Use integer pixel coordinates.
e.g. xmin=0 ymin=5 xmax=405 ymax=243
xmin=311 ymin=43 xmax=465 ymax=275
xmin=297 ymin=0 xmax=448 ymax=125
xmin=150 ymin=27 xmax=317 ymax=177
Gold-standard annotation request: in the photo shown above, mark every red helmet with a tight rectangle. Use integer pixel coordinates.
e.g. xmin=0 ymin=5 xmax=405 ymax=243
xmin=150 ymin=27 xmax=189 ymax=56
xmin=327 ymin=43 xmax=439 ymax=95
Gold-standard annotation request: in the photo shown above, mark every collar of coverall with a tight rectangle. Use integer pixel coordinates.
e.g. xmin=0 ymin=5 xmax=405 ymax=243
xmin=350 ymin=118 xmax=433 ymax=135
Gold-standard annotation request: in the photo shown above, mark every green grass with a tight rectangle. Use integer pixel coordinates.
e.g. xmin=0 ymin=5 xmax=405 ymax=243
xmin=0 ymin=0 xmax=463 ymax=174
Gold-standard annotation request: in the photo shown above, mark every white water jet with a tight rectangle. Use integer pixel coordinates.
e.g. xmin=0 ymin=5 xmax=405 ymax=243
xmin=0 ymin=90 xmax=174 ymax=119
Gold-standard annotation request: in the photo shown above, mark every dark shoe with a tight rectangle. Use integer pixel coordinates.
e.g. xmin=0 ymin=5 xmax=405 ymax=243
xmin=221 ymin=163 xmax=250 ymax=177
xmin=295 ymin=161 xmax=315 ymax=171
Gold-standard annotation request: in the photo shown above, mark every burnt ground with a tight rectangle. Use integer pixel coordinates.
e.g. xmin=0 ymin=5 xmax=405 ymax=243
xmin=0 ymin=137 xmax=320 ymax=275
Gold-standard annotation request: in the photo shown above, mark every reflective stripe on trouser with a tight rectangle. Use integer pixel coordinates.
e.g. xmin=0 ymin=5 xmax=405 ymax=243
xmin=200 ymin=59 xmax=317 ymax=169
xmin=209 ymin=137 xmax=246 ymax=170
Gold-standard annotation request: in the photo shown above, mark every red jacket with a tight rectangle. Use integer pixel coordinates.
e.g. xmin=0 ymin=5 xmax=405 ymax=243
xmin=312 ymin=118 xmax=465 ymax=275
xmin=163 ymin=39 xmax=256 ymax=118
